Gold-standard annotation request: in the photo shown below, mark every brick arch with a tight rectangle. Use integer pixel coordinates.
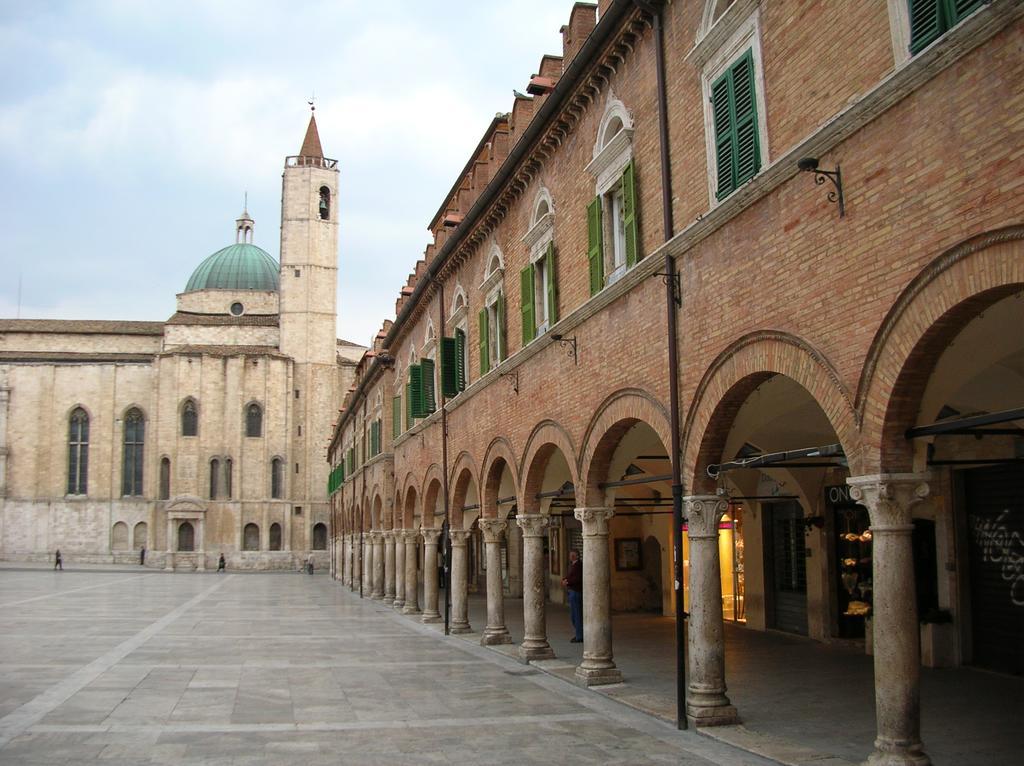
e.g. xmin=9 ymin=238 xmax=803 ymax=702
xmin=682 ymin=331 xmax=859 ymax=493
xmin=421 ymin=464 xmax=445 ymax=529
xmin=858 ymin=227 xmax=1024 ymax=473
xmin=579 ymin=388 xmax=672 ymax=506
xmin=370 ymin=494 xmax=383 ymax=530
xmin=449 ymin=451 xmax=481 ymax=530
xmin=392 ymin=489 xmax=404 ymax=530
xmin=398 ymin=472 xmax=419 ymax=528
xmin=402 ymin=486 xmax=419 ymax=529
xmin=480 ymin=437 xmax=520 ymax=519
xmin=519 ymin=420 xmax=579 ymax=514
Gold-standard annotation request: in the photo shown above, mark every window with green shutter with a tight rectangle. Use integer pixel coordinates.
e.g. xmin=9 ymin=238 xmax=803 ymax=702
xmin=454 ymin=328 xmax=467 ymax=391
xmin=520 ymin=264 xmax=535 ymax=345
xmin=409 ymin=364 xmax=423 ymax=418
xmin=392 ymin=395 xmax=401 ymax=439
xmin=440 ymin=336 xmax=459 ymax=398
xmin=478 ymin=308 xmax=490 ymax=375
xmin=420 ymin=358 xmax=436 ymax=415
xmin=909 ymin=0 xmax=983 ymax=54
xmin=545 ymin=242 xmax=558 ymax=324
xmin=405 ymin=382 xmax=413 ymax=428
xmin=622 ymin=160 xmax=639 ymax=267
xmin=711 ymin=48 xmax=760 ymax=201
xmin=587 ymin=196 xmax=604 ymax=296
xmin=496 ymin=293 xmax=507 ymax=361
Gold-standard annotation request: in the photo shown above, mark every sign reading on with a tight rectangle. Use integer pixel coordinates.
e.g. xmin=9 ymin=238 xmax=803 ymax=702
xmin=825 ymin=484 xmax=858 ymax=508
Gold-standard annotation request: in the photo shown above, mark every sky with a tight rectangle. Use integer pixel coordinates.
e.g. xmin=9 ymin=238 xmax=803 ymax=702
xmin=0 ymin=0 xmax=575 ymax=346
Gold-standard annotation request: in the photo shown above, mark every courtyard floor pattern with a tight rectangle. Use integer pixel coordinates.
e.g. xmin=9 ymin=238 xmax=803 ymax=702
xmin=0 ymin=569 xmax=773 ymax=766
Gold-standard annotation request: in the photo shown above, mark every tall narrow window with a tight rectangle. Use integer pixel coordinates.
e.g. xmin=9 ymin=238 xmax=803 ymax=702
xmin=271 ymin=458 xmax=283 ymax=499
xmin=269 ymin=522 xmax=282 ymax=551
xmin=711 ymin=49 xmax=760 ymax=201
xmin=209 ymin=458 xmax=220 ymax=500
xmin=319 ymin=186 xmax=331 ymax=220
xmin=181 ymin=399 xmax=198 ymax=437
xmin=225 ymin=457 xmax=233 ymax=499
xmin=159 ymin=457 xmax=171 ymax=500
xmin=122 ymin=408 xmax=144 ymax=496
xmin=313 ymin=523 xmax=327 ymax=550
xmin=67 ymin=408 xmax=89 ymax=495
xmin=245 ymin=403 xmax=263 ymax=437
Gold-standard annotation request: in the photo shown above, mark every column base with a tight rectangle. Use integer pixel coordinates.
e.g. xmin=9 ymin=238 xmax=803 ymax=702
xmin=392 ymin=598 xmax=405 ymax=610
xmin=450 ymin=621 xmax=472 ymax=634
xmin=402 ymin=605 xmax=421 ymax=615
xmin=865 ymin=740 xmax=931 ymax=766
xmin=421 ymin=611 xmax=442 ymax=623
xmin=518 ymin=642 xmax=555 ymax=663
xmin=574 ymin=664 xmax=623 ymax=687
xmin=481 ymin=628 xmax=513 ymax=645
xmin=686 ymin=701 xmax=740 ymax=727
xmin=371 ymin=592 xmax=385 ymax=601
xmin=196 ymin=553 xmax=205 ymax=571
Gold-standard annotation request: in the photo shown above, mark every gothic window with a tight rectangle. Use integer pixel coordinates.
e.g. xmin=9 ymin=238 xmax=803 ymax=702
xmin=67 ymin=407 xmax=89 ymax=495
xmin=122 ymin=408 xmax=144 ymax=497
xmin=178 ymin=521 xmax=195 ymax=552
xmin=181 ymin=399 xmax=198 ymax=437
xmin=312 ymin=523 xmax=328 ymax=550
xmin=245 ymin=403 xmax=263 ymax=437
xmin=159 ymin=457 xmax=171 ymax=500
xmin=269 ymin=522 xmax=282 ymax=551
xmin=225 ymin=457 xmax=233 ymax=499
xmin=271 ymin=458 xmax=284 ymax=499
xmin=209 ymin=458 xmax=220 ymax=500
xmin=319 ymin=186 xmax=331 ymax=220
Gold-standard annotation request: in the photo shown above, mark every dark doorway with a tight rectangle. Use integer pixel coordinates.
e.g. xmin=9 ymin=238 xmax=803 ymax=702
xmin=765 ymin=501 xmax=808 ymax=635
xmin=177 ymin=521 xmax=195 ymax=552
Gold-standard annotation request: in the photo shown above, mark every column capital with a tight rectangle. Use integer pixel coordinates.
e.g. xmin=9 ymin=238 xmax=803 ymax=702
xmin=419 ymin=527 xmax=441 ymax=544
xmin=449 ymin=529 xmax=471 ymax=545
xmin=847 ymin=473 xmax=930 ymax=530
xmin=516 ymin=514 xmax=549 ymax=538
xmin=382 ymin=529 xmax=396 ymax=542
xmin=683 ymin=495 xmax=729 ymax=539
xmin=401 ymin=529 xmax=419 ymax=543
xmin=477 ymin=518 xmax=507 ymax=542
xmin=574 ymin=507 xmax=614 ymax=537
xmin=369 ymin=530 xmax=384 ymax=542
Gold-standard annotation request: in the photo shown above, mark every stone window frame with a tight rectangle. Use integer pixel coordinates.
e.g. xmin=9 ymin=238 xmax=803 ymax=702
xmin=244 ymin=401 xmax=263 ymax=438
xmin=521 ymin=188 xmax=556 ymax=337
xmin=479 ymin=242 xmax=506 ymax=369
xmin=585 ymin=95 xmax=635 ymax=287
xmin=697 ymin=4 xmax=770 ymax=209
xmin=448 ymin=284 xmax=470 ymax=389
xmin=121 ymin=406 xmax=146 ymax=498
xmin=67 ymin=405 xmax=90 ymax=497
xmin=270 ymin=456 xmax=285 ymax=499
xmin=180 ymin=397 xmax=199 ymax=438
xmin=159 ymin=456 xmax=171 ymax=500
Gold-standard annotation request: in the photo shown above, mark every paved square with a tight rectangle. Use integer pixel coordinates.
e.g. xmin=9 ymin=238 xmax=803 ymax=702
xmin=0 ymin=570 xmax=772 ymax=765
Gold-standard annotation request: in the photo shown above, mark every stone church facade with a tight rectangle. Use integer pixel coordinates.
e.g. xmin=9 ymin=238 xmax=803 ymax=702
xmin=0 ymin=116 xmax=363 ymax=570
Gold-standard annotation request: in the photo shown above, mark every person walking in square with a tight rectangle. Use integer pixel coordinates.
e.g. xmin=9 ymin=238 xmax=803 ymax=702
xmin=54 ymin=549 xmax=63 ymax=571
xmin=562 ymin=549 xmax=583 ymax=642
xmin=307 ymin=553 xmax=315 ymax=575
xmin=217 ymin=554 xmax=226 ymax=573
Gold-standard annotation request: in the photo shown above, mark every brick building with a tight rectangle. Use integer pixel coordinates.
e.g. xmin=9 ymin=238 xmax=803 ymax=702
xmin=328 ymin=2 xmax=1023 ymax=764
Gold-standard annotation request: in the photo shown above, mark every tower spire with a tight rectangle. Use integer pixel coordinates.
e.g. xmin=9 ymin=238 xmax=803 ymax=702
xmin=236 ymin=198 xmax=254 ymax=244
xmin=299 ymin=107 xmax=324 ymax=159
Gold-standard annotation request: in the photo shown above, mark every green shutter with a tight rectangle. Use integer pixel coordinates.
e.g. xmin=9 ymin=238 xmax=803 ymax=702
xmin=392 ymin=396 xmax=401 ymax=439
xmin=440 ymin=336 xmax=459 ymax=398
xmin=421 ymin=358 xmax=436 ymax=414
xmin=409 ymin=364 xmax=423 ymax=418
xmin=949 ymin=0 xmax=982 ymax=22
xmin=496 ymin=291 xmax=507 ymax=361
xmin=478 ymin=308 xmax=490 ymax=375
xmin=371 ymin=421 xmax=380 ymax=456
xmin=909 ymin=0 xmax=942 ymax=53
xmin=520 ymin=264 xmax=535 ymax=345
xmin=711 ymin=71 xmax=735 ymax=199
xmin=622 ymin=159 xmax=639 ymax=268
xmin=406 ymin=382 xmax=413 ymax=427
xmin=545 ymin=242 xmax=558 ymax=324
xmin=587 ymin=196 xmax=604 ymax=296
xmin=455 ymin=329 xmax=466 ymax=391
xmin=712 ymin=49 xmax=760 ymax=200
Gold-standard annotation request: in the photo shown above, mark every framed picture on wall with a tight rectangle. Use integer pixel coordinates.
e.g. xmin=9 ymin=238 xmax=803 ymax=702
xmin=550 ymin=527 xmax=561 ymax=575
xmin=615 ymin=537 xmax=643 ymax=571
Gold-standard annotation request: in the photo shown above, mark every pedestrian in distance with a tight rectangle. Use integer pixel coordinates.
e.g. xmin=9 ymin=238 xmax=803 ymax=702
xmin=562 ymin=549 xmax=583 ymax=642
xmin=217 ymin=554 xmax=226 ymax=573
xmin=139 ymin=547 xmax=146 ymax=566
xmin=307 ymin=553 xmax=315 ymax=575
xmin=54 ymin=549 xmax=63 ymax=571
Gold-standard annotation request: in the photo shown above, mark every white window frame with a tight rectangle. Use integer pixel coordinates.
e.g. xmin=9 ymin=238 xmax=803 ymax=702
xmin=699 ymin=6 xmax=769 ymax=209
xmin=522 ymin=189 xmax=555 ymax=337
xmin=586 ymin=96 xmax=635 ymax=288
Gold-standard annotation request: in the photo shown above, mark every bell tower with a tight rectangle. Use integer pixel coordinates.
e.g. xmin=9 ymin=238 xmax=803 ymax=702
xmin=278 ymin=108 xmax=340 ymax=538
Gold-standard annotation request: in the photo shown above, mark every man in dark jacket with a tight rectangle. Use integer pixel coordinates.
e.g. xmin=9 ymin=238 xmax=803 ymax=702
xmin=562 ymin=549 xmax=583 ymax=642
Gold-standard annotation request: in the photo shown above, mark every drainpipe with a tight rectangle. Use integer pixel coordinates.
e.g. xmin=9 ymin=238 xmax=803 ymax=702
xmin=437 ymin=280 xmax=453 ymax=636
xmin=637 ymin=0 xmax=686 ymax=731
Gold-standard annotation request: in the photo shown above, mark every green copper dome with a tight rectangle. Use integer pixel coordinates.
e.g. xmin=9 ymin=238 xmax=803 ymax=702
xmin=185 ymin=243 xmax=280 ymax=293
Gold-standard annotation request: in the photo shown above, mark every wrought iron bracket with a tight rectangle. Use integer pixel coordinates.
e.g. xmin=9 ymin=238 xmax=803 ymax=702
xmin=550 ymin=334 xmax=578 ymax=365
xmin=798 ymin=158 xmax=845 ymax=218
xmin=654 ymin=272 xmax=682 ymax=307
xmin=500 ymin=370 xmax=519 ymax=394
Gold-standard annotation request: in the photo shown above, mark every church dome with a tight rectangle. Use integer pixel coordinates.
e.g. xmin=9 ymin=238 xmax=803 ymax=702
xmin=184 ymin=243 xmax=280 ymax=293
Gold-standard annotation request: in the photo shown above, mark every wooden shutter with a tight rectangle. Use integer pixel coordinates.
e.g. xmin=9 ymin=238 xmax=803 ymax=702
xmin=622 ymin=159 xmax=639 ymax=268
xmin=711 ymin=69 xmax=735 ymax=199
xmin=732 ymin=50 xmax=760 ymax=187
xmin=392 ymin=396 xmax=401 ymax=439
xmin=478 ymin=308 xmax=490 ymax=375
xmin=440 ymin=336 xmax=459 ymax=398
xmin=455 ymin=329 xmax=466 ymax=391
xmin=520 ymin=264 xmax=535 ymax=345
xmin=545 ymin=242 xmax=558 ymax=324
xmin=950 ymin=0 xmax=983 ymax=22
xmin=421 ymin=358 xmax=436 ymax=414
xmin=496 ymin=291 xmax=507 ymax=361
xmin=405 ymin=382 xmax=413 ymax=427
xmin=409 ymin=364 xmax=423 ymax=418
xmin=587 ymin=196 xmax=604 ymax=296
xmin=909 ymin=0 xmax=942 ymax=53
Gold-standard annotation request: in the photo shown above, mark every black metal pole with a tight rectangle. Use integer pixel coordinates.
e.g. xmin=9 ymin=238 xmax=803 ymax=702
xmin=438 ymin=281 xmax=452 ymax=636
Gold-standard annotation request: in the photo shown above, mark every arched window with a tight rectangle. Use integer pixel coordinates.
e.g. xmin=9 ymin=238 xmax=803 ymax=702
xmin=133 ymin=521 xmax=148 ymax=550
xmin=209 ymin=458 xmax=220 ymax=499
xmin=112 ymin=521 xmax=129 ymax=550
xmin=319 ymin=186 xmax=331 ymax=220
xmin=181 ymin=399 xmax=198 ymax=437
xmin=225 ymin=458 xmax=233 ymax=499
xmin=271 ymin=458 xmax=283 ymax=499
xmin=159 ymin=457 xmax=171 ymax=500
xmin=312 ymin=523 xmax=327 ymax=550
xmin=269 ymin=522 xmax=282 ymax=551
xmin=178 ymin=521 xmax=194 ymax=552
xmin=67 ymin=407 xmax=89 ymax=495
xmin=245 ymin=403 xmax=263 ymax=437
xmin=122 ymin=408 xmax=144 ymax=496
xmin=243 ymin=523 xmax=260 ymax=551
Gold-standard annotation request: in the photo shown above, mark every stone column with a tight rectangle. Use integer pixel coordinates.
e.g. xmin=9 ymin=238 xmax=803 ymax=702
xmin=343 ymin=535 xmax=351 ymax=586
xmin=848 ymin=475 xmax=932 ymax=766
xmin=351 ymin=534 xmax=362 ymax=592
xmin=479 ymin=519 xmax=512 ymax=645
xmin=517 ymin=514 xmax=555 ymax=662
xmin=165 ymin=518 xmax=174 ymax=571
xmin=196 ymin=519 xmax=205 ymax=571
xmin=393 ymin=531 xmax=406 ymax=610
xmin=574 ymin=507 xmax=621 ymax=686
xmin=420 ymin=528 xmax=442 ymax=623
xmin=362 ymin=533 xmax=372 ymax=591
xmin=684 ymin=495 xmax=738 ymax=726
xmin=0 ymin=376 xmax=10 ymax=499
xmin=449 ymin=529 xmax=472 ymax=634
xmin=384 ymin=531 xmax=397 ymax=604
xmin=402 ymin=530 xmax=420 ymax=614
xmin=371 ymin=531 xmax=385 ymax=599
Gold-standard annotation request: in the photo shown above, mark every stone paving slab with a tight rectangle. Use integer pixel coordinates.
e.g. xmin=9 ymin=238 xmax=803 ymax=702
xmin=0 ymin=570 xmax=774 ymax=765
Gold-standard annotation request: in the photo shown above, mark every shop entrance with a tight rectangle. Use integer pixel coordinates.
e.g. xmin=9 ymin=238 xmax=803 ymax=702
xmin=764 ymin=500 xmax=808 ymax=636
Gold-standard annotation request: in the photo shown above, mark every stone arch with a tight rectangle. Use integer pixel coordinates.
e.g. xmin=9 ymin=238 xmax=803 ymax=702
xmin=856 ymin=227 xmax=1024 ymax=473
xmin=312 ymin=523 xmax=328 ymax=550
xmin=111 ymin=521 xmax=129 ymax=551
xmin=480 ymin=437 xmax=520 ymax=519
xmin=371 ymin=494 xmax=383 ymax=530
xmin=594 ymin=93 xmax=633 ymax=155
xmin=402 ymin=485 xmax=419 ymax=530
xmin=579 ymin=388 xmax=672 ymax=507
xmin=682 ymin=331 xmax=859 ymax=492
xmin=519 ymin=420 xmax=579 ymax=514
xmin=449 ymin=451 xmax=481 ymax=530
xmin=393 ymin=488 xmax=404 ymax=530
xmin=132 ymin=521 xmax=147 ymax=550
xmin=419 ymin=464 xmax=444 ymax=527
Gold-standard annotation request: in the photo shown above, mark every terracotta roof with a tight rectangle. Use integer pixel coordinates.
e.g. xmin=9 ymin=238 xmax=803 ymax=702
xmin=160 ymin=345 xmax=288 ymax=358
xmin=299 ymin=114 xmax=324 ymax=158
xmin=167 ymin=312 xmax=279 ymax=327
xmin=0 ymin=319 xmax=164 ymax=335
xmin=0 ymin=351 xmax=154 ymax=364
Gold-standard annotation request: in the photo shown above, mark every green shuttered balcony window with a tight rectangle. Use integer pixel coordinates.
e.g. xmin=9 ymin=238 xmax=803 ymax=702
xmin=712 ymin=48 xmax=760 ymax=201
xmin=909 ymin=0 xmax=983 ymax=54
